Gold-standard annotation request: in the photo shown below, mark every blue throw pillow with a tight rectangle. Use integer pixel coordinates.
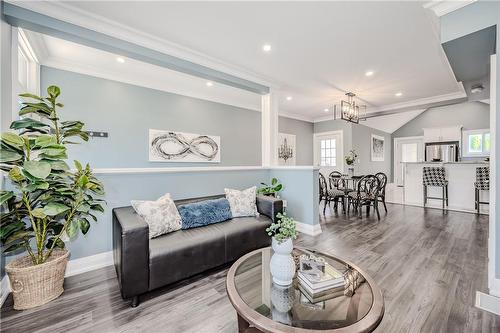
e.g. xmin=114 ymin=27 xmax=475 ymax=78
xmin=178 ymin=198 xmax=232 ymax=230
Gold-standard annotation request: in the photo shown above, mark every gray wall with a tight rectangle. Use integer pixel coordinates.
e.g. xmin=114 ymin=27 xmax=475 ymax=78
xmin=393 ymin=101 xmax=490 ymax=138
xmin=352 ymin=124 xmax=392 ymax=179
xmin=41 ymin=66 xmax=262 ymax=168
xmin=391 ymin=101 xmax=490 ymax=181
xmin=440 ymin=1 xmax=500 ymax=280
xmin=270 ymin=168 xmax=319 ymax=225
xmin=33 ymin=66 xmax=318 ymax=261
xmin=313 ymin=120 xmax=391 ymax=178
xmin=279 ymin=116 xmax=313 ymax=165
xmin=37 ymin=66 xmax=266 ymax=260
xmin=314 ymin=119 xmax=353 ymax=153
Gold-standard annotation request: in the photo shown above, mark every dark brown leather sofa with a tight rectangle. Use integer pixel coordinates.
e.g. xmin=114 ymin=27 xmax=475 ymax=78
xmin=112 ymin=194 xmax=283 ymax=307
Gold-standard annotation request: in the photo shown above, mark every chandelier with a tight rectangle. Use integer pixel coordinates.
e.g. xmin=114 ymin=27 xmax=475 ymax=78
xmin=332 ymin=92 xmax=367 ymax=124
xmin=278 ymin=138 xmax=293 ymax=163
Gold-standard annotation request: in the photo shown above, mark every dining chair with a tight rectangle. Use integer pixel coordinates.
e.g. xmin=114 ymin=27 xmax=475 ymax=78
xmin=375 ymin=172 xmax=388 ymax=213
xmin=319 ymin=173 xmax=344 ymax=214
xmin=319 ymin=173 xmax=332 ymax=215
xmin=348 ymin=175 xmax=380 ymax=220
xmin=328 ymin=171 xmax=348 ymax=212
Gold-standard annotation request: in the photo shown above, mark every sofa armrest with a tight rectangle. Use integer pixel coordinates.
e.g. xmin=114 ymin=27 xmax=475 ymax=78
xmin=112 ymin=207 xmax=150 ymax=299
xmin=256 ymin=195 xmax=283 ymax=223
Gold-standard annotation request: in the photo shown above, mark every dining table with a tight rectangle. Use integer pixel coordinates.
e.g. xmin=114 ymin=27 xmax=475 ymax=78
xmin=338 ymin=175 xmax=364 ymax=213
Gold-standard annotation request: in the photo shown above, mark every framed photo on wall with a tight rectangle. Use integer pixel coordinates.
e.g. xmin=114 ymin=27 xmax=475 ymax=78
xmin=149 ymin=129 xmax=221 ymax=163
xmin=371 ymin=134 xmax=385 ymax=161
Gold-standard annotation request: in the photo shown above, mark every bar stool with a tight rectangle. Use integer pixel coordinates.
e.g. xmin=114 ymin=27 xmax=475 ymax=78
xmin=475 ymin=166 xmax=489 ymax=214
xmin=422 ymin=167 xmax=448 ymax=209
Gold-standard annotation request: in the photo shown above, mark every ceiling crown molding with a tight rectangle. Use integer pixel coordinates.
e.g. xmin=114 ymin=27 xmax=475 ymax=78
xmin=423 ymin=0 xmax=477 ymax=17
xmin=5 ymin=0 xmax=281 ymax=90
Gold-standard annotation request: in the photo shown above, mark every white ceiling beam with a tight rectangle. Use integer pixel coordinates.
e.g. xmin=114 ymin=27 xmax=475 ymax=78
xmin=2 ymin=2 xmax=271 ymax=95
xmin=423 ymin=0 xmax=478 ymax=17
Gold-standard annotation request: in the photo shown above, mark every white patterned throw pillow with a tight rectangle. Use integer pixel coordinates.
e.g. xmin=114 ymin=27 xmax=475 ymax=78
xmin=131 ymin=193 xmax=182 ymax=239
xmin=224 ymin=186 xmax=259 ymax=218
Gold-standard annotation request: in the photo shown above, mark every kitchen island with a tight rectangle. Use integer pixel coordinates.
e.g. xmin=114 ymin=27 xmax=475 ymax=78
xmin=403 ymin=161 xmax=489 ymax=214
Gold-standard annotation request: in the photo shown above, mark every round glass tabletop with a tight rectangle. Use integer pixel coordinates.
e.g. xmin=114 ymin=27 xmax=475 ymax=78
xmin=226 ymin=247 xmax=384 ymax=332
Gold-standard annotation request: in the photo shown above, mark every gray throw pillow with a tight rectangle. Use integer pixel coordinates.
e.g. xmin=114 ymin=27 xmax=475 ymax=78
xmin=224 ymin=186 xmax=259 ymax=217
xmin=131 ymin=193 xmax=181 ymax=239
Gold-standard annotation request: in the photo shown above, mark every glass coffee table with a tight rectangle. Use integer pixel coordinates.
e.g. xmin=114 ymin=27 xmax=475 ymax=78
xmin=226 ymin=247 xmax=384 ymax=333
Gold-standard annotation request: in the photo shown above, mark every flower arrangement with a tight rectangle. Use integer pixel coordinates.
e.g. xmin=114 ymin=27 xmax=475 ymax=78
xmin=266 ymin=212 xmax=298 ymax=243
xmin=345 ymin=150 xmax=358 ymax=166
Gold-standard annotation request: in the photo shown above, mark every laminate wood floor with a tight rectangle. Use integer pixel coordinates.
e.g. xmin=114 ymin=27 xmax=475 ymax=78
xmin=2 ymin=203 xmax=499 ymax=332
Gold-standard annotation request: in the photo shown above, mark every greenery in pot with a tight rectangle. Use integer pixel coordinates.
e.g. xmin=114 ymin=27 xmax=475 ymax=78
xmin=258 ymin=177 xmax=283 ymax=197
xmin=0 ymin=86 xmax=104 ymax=265
xmin=266 ymin=212 xmax=298 ymax=244
xmin=345 ymin=150 xmax=358 ymax=166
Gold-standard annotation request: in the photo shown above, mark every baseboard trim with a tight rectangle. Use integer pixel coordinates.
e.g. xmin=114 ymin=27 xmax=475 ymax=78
xmin=400 ymin=201 xmax=488 ymax=215
xmin=65 ymin=251 xmax=114 ymax=277
xmin=476 ymin=291 xmax=500 ymax=315
xmin=296 ymin=221 xmax=322 ymax=236
xmin=1 ymin=250 xmax=114 ymax=308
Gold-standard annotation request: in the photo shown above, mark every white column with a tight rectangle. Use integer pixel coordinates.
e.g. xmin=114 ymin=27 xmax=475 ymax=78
xmin=490 ymin=53 xmax=498 ymax=296
xmin=261 ymin=89 xmax=279 ymax=167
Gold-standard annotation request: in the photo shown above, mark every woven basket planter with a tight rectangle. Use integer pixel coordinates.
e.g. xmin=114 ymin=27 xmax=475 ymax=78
xmin=5 ymin=250 xmax=69 ymax=310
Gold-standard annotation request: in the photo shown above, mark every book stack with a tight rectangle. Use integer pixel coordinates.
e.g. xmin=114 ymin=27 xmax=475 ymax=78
xmin=298 ymin=263 xmax=345 ymax=303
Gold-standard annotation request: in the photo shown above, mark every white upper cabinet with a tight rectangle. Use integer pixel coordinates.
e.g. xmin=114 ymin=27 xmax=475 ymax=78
xmin=423 ymin=128 xmax=441 ymax=142
xmin=423 ymin=126 xmax=462 ymax=142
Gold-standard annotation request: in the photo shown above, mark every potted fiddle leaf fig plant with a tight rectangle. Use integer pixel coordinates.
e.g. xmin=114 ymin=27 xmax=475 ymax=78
xmin=0 ymin=85 xmax=104 ymax=310
xmin=258 ymin=178 xmax=283 ymax=197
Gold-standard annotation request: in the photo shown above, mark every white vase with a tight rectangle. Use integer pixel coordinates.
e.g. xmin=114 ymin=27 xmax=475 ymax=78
xmin=270 ymin=283 xmax=294 ymax=325
xmin=270 ymin=237 xmax=296 ymax=286
xmin=348 ymin=167 xmax=355 ymax=177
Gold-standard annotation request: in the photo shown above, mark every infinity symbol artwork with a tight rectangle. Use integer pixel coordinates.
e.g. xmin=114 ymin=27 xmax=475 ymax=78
xmin=151 ymin=132 xmax=219 ymax=161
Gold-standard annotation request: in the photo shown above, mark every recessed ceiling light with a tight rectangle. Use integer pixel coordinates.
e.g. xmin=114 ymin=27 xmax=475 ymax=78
xmin=286 ymin=96 xmax=292 ymax=101
xmin=262 ymin=44 xmax=272 ymax=52
xmin=206 ymin=81 xmax=214 ymax=87
xmin=116 ymin=57 xmax=125 ymax=63
xmin=365 ymin=70 xmax=374 ymax=77
xmin=395 ymin=92 xmax=403 ymax=97
xmin=324 ymin=108 xmax=329 ymax=112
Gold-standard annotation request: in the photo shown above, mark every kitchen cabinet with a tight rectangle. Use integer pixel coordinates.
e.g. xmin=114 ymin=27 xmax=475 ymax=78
xmin=423 ymin=126 xmax=462 ymax=143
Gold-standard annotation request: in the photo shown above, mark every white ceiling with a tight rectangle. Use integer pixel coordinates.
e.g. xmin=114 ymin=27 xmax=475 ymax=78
xmin=22 ymin=0 xmax=464 ymax=121
xmin=36 ymin=33 xmax=263 ymax=113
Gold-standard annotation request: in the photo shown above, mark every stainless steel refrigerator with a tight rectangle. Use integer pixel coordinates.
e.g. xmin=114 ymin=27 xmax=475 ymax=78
xmin=425 ymin=142 xmax=459 ymax=162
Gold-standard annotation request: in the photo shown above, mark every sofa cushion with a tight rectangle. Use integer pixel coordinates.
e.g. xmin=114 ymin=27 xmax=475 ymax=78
xmin=221 ymin=215 xmax=272 ymax=262
xmin=148 ymin=215 xmax=271 ymax=289
xmin=178 ymin=198 xmax=232 ymax=230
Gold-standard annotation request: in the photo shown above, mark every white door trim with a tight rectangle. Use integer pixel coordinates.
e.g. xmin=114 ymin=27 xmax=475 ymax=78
xmin=489 ymin=54 xmax=496 ymax=294
xmin=393 ymin=136 xmax=424 ymax=186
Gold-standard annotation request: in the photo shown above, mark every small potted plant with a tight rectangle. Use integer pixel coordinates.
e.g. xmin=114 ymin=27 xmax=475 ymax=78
xmin=266 ymin=212 xmax=298 ymax=285
xmin=1 ymin=86 xmax=104 ymax=310
xmin=258 ymin=178 xmax=283 ymax=197
xmin=345 ymin=150 xmax=358 ymax=177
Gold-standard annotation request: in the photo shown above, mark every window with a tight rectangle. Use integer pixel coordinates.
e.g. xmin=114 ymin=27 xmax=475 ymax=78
xmin=320 ymin=139 xmax=336 ymax=166
xmin=463 ymin=129 xmax=490 ymax=157
xmin=16 ymin=28 xmax=40 ymax=97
